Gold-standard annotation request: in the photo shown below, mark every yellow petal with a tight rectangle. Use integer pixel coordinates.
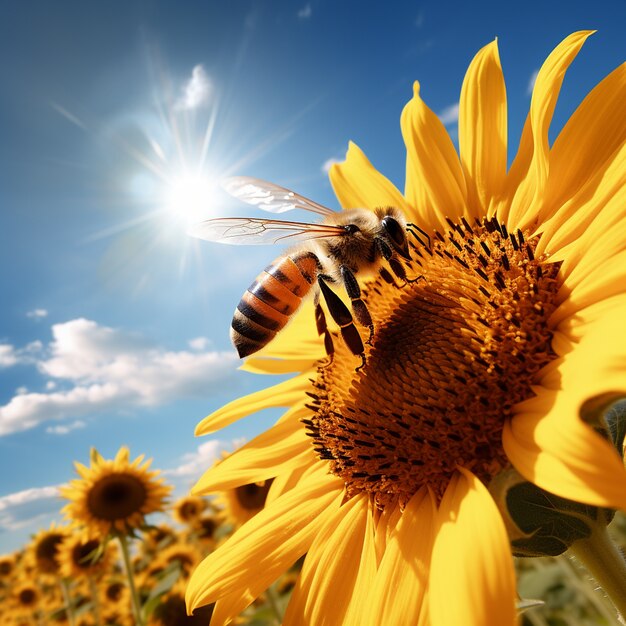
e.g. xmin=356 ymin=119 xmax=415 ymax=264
xmin=265 ymin=461 xmax=312 ymax=505
xmin=343 ymin=503 xmax=378 ymax=626
xmin=402 ymin=82 xmax=467 ymax=230
xmin=539 ymin=62 xmax=626 ymax=225
xmin=459 ymin=39 xmax=507 ymax=215
xmin=429 ymin=469 xmax=517 ymax=626
xmin=504 ymin=407 xmax=626 ymax=511
xmin=505 ymin=306 xmax=626 ymax=509
xmin=194 ymin=374 xmax=310 ymax=435
xmin=503 ymin=31 xmax=594 ymax=231
xmin=552 ymin=249 xmax=626 ymax=327
xmin=185 ymin=464 xmax=343 ymax=614
xmin=366 ymin=489 xmax=435 ymax=626
xmin=240 ymin=357 xmax=318 ymax=375
xmin=209 ymin=588 xmax=256 ymax=626
xmin=555 ymin=295 xmax=626 ymax=343
xmin=192 ymin=406 xmax=314 ymax=494
xmin=329 ymin=141 xmax=412 ymax=215
xmin=283 ymin=494 xmax=368 ymax=626
xmin=535 ymin=142 xmax=626 ymax=260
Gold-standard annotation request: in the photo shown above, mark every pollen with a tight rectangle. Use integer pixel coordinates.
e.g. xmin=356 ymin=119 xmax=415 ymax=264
xmin=305 ymin=217 xmax=561 ymax=508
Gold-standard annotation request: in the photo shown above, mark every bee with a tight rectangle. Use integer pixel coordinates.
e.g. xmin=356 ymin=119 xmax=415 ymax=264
xmin=189 ymin=177 xmax=427 ymax=369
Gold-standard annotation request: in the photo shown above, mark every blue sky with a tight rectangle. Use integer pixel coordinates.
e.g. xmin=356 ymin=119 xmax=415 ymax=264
xmin=0 ymin=0 xmax=624 ymax=552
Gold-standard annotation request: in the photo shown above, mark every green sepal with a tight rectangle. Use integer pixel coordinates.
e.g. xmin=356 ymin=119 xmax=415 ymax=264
xmin=489 ymin=468 xmax=615 ymax=558
xmin=603 ymin=398 xmax=626 ymax=454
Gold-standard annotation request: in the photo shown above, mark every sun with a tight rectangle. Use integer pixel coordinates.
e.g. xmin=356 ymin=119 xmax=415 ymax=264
xmin=164 ymin=170 xmax=219 ymax=228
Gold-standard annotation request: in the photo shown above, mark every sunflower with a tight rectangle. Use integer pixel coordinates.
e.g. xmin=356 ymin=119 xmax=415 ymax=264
xmin=142 ymin=523 xmax=177 ymax=555
xmin=13 ymin=582 xmax=40 ymax=609
xmin=150 ymin=581 xmax=214 ymax=626
xmin=214 ymin=479 xmax=273 ymax=528
xmin=160 ymin=543 xmax=200 ymax=579
xmin=61 ymin=447 xmax=172 ymax=537
xmin=0 ymin=554 xmax=15 ymax=579
xmin=100 ymin=578 xmax=130 ymax=607
xmin=186 ymin=512 xmax=222 ymax=549
xmin=30 ymin=524 xmax=68 ymax=576
xmin=57 ymin=534 xmax=114 ymax=579
xmin=172 ymin=495 xmax=207 ymax=525
xmin=186 ymin=31 xmax=626 ymax=625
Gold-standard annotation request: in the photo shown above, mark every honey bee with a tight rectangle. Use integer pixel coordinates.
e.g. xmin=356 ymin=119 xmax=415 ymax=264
xmin=189 ymin=177 xmax=427 ymax=369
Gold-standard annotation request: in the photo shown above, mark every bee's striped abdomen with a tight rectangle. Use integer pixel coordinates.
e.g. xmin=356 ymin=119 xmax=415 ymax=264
xmin=231 ymin=252 xmax=318 ymax=358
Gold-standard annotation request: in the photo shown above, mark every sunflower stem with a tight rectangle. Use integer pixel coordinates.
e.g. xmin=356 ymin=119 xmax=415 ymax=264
xmin=117 ymin=532 xmax=144 ymax=626
xmin=265 ymin=584 xmax=284 ymax=625
xmin=568 ymin=523 xmax=626 ymax=623
xmin=59 ymin=578 xmax=76 ymax=626
xmin=88 ymin=574 xmax=102 ymax=626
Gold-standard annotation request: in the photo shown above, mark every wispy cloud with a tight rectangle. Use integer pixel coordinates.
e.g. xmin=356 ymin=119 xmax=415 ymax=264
xmin=164 ymin=440 xmax=223 ymax=479
xmin=0 ymin=318 xmax=239 ymax=437
xmin=0 ymin=341 xmax=42 ymax=368
xmin=176 ymin=65 xmax=212 ymax=111
xmin=26 ymin=308 xmax=48 ymax=320
xmin=321 ymin=156 xmax=342 ymax=174
xmin=0 ymin=345 xmax=18 ymax=368
xmin=298 ymin=4 xmax=312 ymax=19
xmin=0 ymin=485 xmax=63 ymax=532
xmin=527 ymin=68 xmax=539 ymax=95
xmin=46 ymin=420 xmax=86 ymax=435
xmin=438 ymin=102 xmax=459 ymax=126
xmin=188 ymin=337 xmax=211 ymax=351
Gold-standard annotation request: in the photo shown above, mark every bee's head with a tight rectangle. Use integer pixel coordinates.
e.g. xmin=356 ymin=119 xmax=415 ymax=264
xmin=381 ymin=215 xmax=411 ymax=260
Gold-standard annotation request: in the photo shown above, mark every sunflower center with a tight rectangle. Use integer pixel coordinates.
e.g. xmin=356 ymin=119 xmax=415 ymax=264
xmin=19 ymin=588 xmax=37 ymax=606
xmin=106 ymin=582 xmax=125 ymax=601
xmin=72 ymin=539 xmax=101 ymax=569
xmin=306 ymin=217 xmax=561 ymax=508
xmin=35 ymin=532 xmax=64 ymax=573
xmin=180 ymin=501 xmax=200 ymax=520
xmin=87 ymin=473 xmax=147 ymax=521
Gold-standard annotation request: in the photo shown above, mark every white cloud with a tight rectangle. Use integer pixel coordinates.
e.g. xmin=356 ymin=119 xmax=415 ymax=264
xmin=0 ymin=485 xmax=63 ymax=532
xmin=321 ymin=157 xmax=341 ymax=174
xmin=46 ymin=420 xmax=86 ymax=435
xmin=0 ymin=341 xmax=43 ymax=369
xmin=0 ymin=345 xmax=18 ymax=368
xmin=27 ymin=308 xmax=48 ymax=320
xmin=298 ymin=4 xmax=312 ymax=19
xmin=0 ymin=318 xmax=239 ymax=437
xmin=527 ymin=69 xmax=539 ymax=95
xmin=15 ymin=387 xmax=28 ymax=396
xmin=438 ymin=102 xmax=459 ymax=126
xmin=176 ymin=65 xmax=212 ymax=111
xmin=188 ymin=337 xmax=210 ymax=351
xmin=164 ymin=440 xmax=223 ymax=479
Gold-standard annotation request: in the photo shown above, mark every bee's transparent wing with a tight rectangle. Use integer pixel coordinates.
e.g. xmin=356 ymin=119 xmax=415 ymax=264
xmin=189 ymin=217 xmax=347 ymax=246
xmin=222 ymin=177 xmax=336 ymax=216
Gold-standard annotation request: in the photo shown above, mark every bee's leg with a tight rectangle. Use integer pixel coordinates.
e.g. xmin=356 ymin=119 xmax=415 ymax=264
xmin=375 ymin=238 xmax=422 ymax=285
xmin=379 ymin=267 xmax=398 ymax=287
xmin=406 ymin=223 xmax=432 ymax=250
xmin=339 ymin=265 xmax=374 ymax=346
xmin=388 ymin=257 xmax=424 ymax=285
xmin=317 ymin=275 xmax=365 ymax=370
xmin=313 ymin=291 xmax=334 ymax=365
